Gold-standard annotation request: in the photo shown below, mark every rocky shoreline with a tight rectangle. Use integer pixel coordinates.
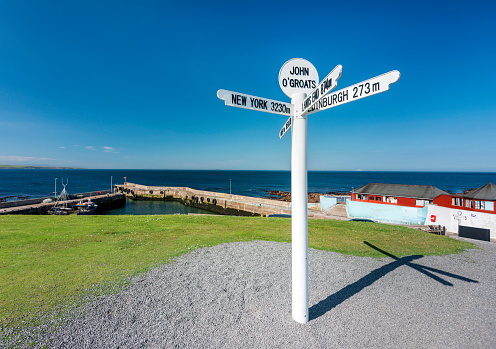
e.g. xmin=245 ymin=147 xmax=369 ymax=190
xmin=266 ymin=190 xmax=348 ymax=203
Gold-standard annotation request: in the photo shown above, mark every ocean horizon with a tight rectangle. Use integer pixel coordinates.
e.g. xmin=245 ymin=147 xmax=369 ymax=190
xmin=2 ymin=169 xmax=496 ymax=199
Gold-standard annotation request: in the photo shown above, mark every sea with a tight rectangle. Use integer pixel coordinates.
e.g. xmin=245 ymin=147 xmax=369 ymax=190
xmin=1 ymin=169 xmax=495 ymax=215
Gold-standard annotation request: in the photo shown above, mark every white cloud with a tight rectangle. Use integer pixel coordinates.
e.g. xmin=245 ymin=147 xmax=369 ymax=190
xmin=83 ymin=145 xmax=119 ymax=153
xmin=59 ymin=146 xmax=66 ymax=149
xmin=103 ymin=146 xmax=119 ymax=154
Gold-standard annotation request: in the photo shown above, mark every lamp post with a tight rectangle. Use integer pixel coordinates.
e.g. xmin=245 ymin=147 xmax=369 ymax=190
xmin=111 ymin=176 xmax=113 ymax=193
xmin=54 ymin=178 xmax=57 ymax=199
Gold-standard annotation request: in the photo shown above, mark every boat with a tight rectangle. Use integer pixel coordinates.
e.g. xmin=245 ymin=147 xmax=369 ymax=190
xmin=47 ymin=179 xmax=75 ymax=215
xmin=74 ymin=200 xmax=98 ymax=215
xmin=47 ymin=207 xmax=74 ymax=215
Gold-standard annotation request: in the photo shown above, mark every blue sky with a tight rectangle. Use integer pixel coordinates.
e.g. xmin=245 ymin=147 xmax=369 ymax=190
xmin=0 ymin=0 xmax=495 ymax=171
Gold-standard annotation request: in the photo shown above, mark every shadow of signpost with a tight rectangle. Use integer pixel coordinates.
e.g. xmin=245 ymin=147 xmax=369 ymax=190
xmin=309 ymin=241 xmax=478 ymax=321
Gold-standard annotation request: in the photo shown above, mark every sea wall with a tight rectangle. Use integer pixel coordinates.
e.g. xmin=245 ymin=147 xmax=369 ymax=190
xmin=0 ymin=193 xmax=125 ymax=215
xmin=0 ymin=190 xmax=112 ymax=209
xmin=115 ymin=183 xmax=292 ymax=217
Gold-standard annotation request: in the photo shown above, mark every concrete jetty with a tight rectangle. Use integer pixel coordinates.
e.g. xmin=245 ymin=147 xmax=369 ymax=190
xmin=114 ymin=183 xmax=350 ymax=220
xmin=0 ymin=190 xmax=126 ymax=215
xmin=115 ymin=183 xmax=293 ymax=217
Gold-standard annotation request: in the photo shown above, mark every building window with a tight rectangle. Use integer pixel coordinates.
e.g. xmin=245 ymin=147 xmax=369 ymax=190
xmin=385 ymin=196 xmax=397 ymax=204
xmin=485 ymin=201 xmax=494 ymax=211
xmin=475 ymin=201 xmax=484 ymax=210
xmin=465 ymin=200 xmax=473 ymax=208
xmin=356 ymin=194 xmax=368 ymax=200
xmin=452 ymin=197 xmax=463 ymax=206
xmin=416 ymin=199 xmax=425 ymax=206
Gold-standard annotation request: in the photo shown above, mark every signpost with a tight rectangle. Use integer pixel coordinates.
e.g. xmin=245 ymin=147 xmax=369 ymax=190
xmin=279 ymin=115 xmax=293 ymax=139
xmin=306 ymin=70 xmax=400 ymax=115
xmin=218 ymin=58 xmax=400 ymax=324
xmin=217 ymin=90 xmax=293 ymax=116
xmin=279 ymin=58 xmax=319 ymax=98
xmin=302 ymin=65 xmax=342 ymax=114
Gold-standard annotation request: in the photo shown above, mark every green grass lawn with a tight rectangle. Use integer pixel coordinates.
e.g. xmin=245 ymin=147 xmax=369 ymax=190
xmin=0 ymin=215 xmax=474 ymax=329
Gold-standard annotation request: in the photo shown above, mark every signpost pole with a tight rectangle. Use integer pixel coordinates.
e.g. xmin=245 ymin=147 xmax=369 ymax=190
xmin=291 ymin=92 xmax=309 ymax=323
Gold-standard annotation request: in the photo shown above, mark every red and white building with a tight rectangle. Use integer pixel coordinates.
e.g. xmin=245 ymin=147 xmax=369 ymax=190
xmin=348 ymin=183 xmax=448 ymax=226
xmin=427 ymin=183 xmax=496 ymax=241
xmin=350 ymin=183 xmax=448 ymax=208
xmin=348 ymin=182 xmax=496 ymax=241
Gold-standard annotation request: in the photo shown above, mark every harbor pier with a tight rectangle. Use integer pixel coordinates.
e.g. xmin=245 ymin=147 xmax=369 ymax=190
xmin=115 ymin=183 xmax=293 ymax=217
xmin=0 ymin=191 xmax=126 ymax=215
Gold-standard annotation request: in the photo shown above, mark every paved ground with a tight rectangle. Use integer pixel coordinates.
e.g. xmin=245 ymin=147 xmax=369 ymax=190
xmin=5 ymin=237 xmax=494 ymax=349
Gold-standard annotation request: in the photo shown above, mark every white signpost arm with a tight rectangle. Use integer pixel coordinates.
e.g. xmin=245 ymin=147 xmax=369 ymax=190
xmin=306 ymin=70 xmax=400 ymax=115
xmin=279 ymin=115 xmax=293 ymax=139
xmin=302 ymin=64 xmax=342 ymax=114
xmin=291 ymin=92 xmax=309 ymax=324
xmin=217 ymin=89 xmax=293 ymax=116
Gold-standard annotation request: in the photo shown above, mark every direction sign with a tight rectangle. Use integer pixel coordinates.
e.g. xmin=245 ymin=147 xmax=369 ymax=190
xmin=306 ymin=70 xmax=400 ymax=115
xmin=279 ymin=115 xmax=293 ymax=139
xmin=302 ymin=65 xmax=342 ymax=114
xmin=218 ymin=60 xmax=400 ymax=325
xmin=217 ymin=89 xmax=293 ymax=116
xmin=279 ymin=58 xmax=319 ymax=98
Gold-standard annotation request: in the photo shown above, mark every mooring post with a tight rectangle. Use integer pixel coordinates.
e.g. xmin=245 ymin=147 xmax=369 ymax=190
xmin=291 ymin=92 xmax=309 ymax=323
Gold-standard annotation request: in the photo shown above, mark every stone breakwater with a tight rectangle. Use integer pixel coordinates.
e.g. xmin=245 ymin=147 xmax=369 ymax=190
xmin=115 ymin=183 xmax=293 ymax=217
xmin=0 ymin=191 xmax=126 ymax=215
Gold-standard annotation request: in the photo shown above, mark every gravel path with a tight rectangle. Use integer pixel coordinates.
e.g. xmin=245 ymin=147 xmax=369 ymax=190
xmin=6 ymin=239 xmax=496 ymax=348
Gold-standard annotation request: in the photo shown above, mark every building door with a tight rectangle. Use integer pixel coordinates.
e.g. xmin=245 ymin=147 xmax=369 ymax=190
xmin=458 ymin=225 xmax=490 ymax=242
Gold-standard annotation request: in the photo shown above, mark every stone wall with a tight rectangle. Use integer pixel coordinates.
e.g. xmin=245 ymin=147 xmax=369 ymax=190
xmin=0 ymin=190 xmax=112 ymax=209
xmin=1 ymin=193 xmax=125 ymax=215
xmin=115 ymin=183 xmax=291 ymax=217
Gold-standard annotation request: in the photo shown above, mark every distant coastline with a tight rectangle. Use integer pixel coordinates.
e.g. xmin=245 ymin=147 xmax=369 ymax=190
xmin=0 ymin=165 xmax=83 ymax=169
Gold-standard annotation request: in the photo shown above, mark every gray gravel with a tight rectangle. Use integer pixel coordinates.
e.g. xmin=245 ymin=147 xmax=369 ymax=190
xmin=4 ymin=239 xmax=496 ymax=348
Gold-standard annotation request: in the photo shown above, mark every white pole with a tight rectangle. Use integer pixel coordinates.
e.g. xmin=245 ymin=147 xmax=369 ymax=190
xmin=54 ymin=178 xmax=57 ymax=199
xmin=291 ymin=92 xmax=308 ymax=323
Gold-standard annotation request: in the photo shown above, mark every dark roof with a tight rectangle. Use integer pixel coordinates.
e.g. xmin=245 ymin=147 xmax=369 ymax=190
xmin=463 ymin=183 xmax=496 ymax=200
xmin=352 ymin=183 xmax=448 ymax=200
